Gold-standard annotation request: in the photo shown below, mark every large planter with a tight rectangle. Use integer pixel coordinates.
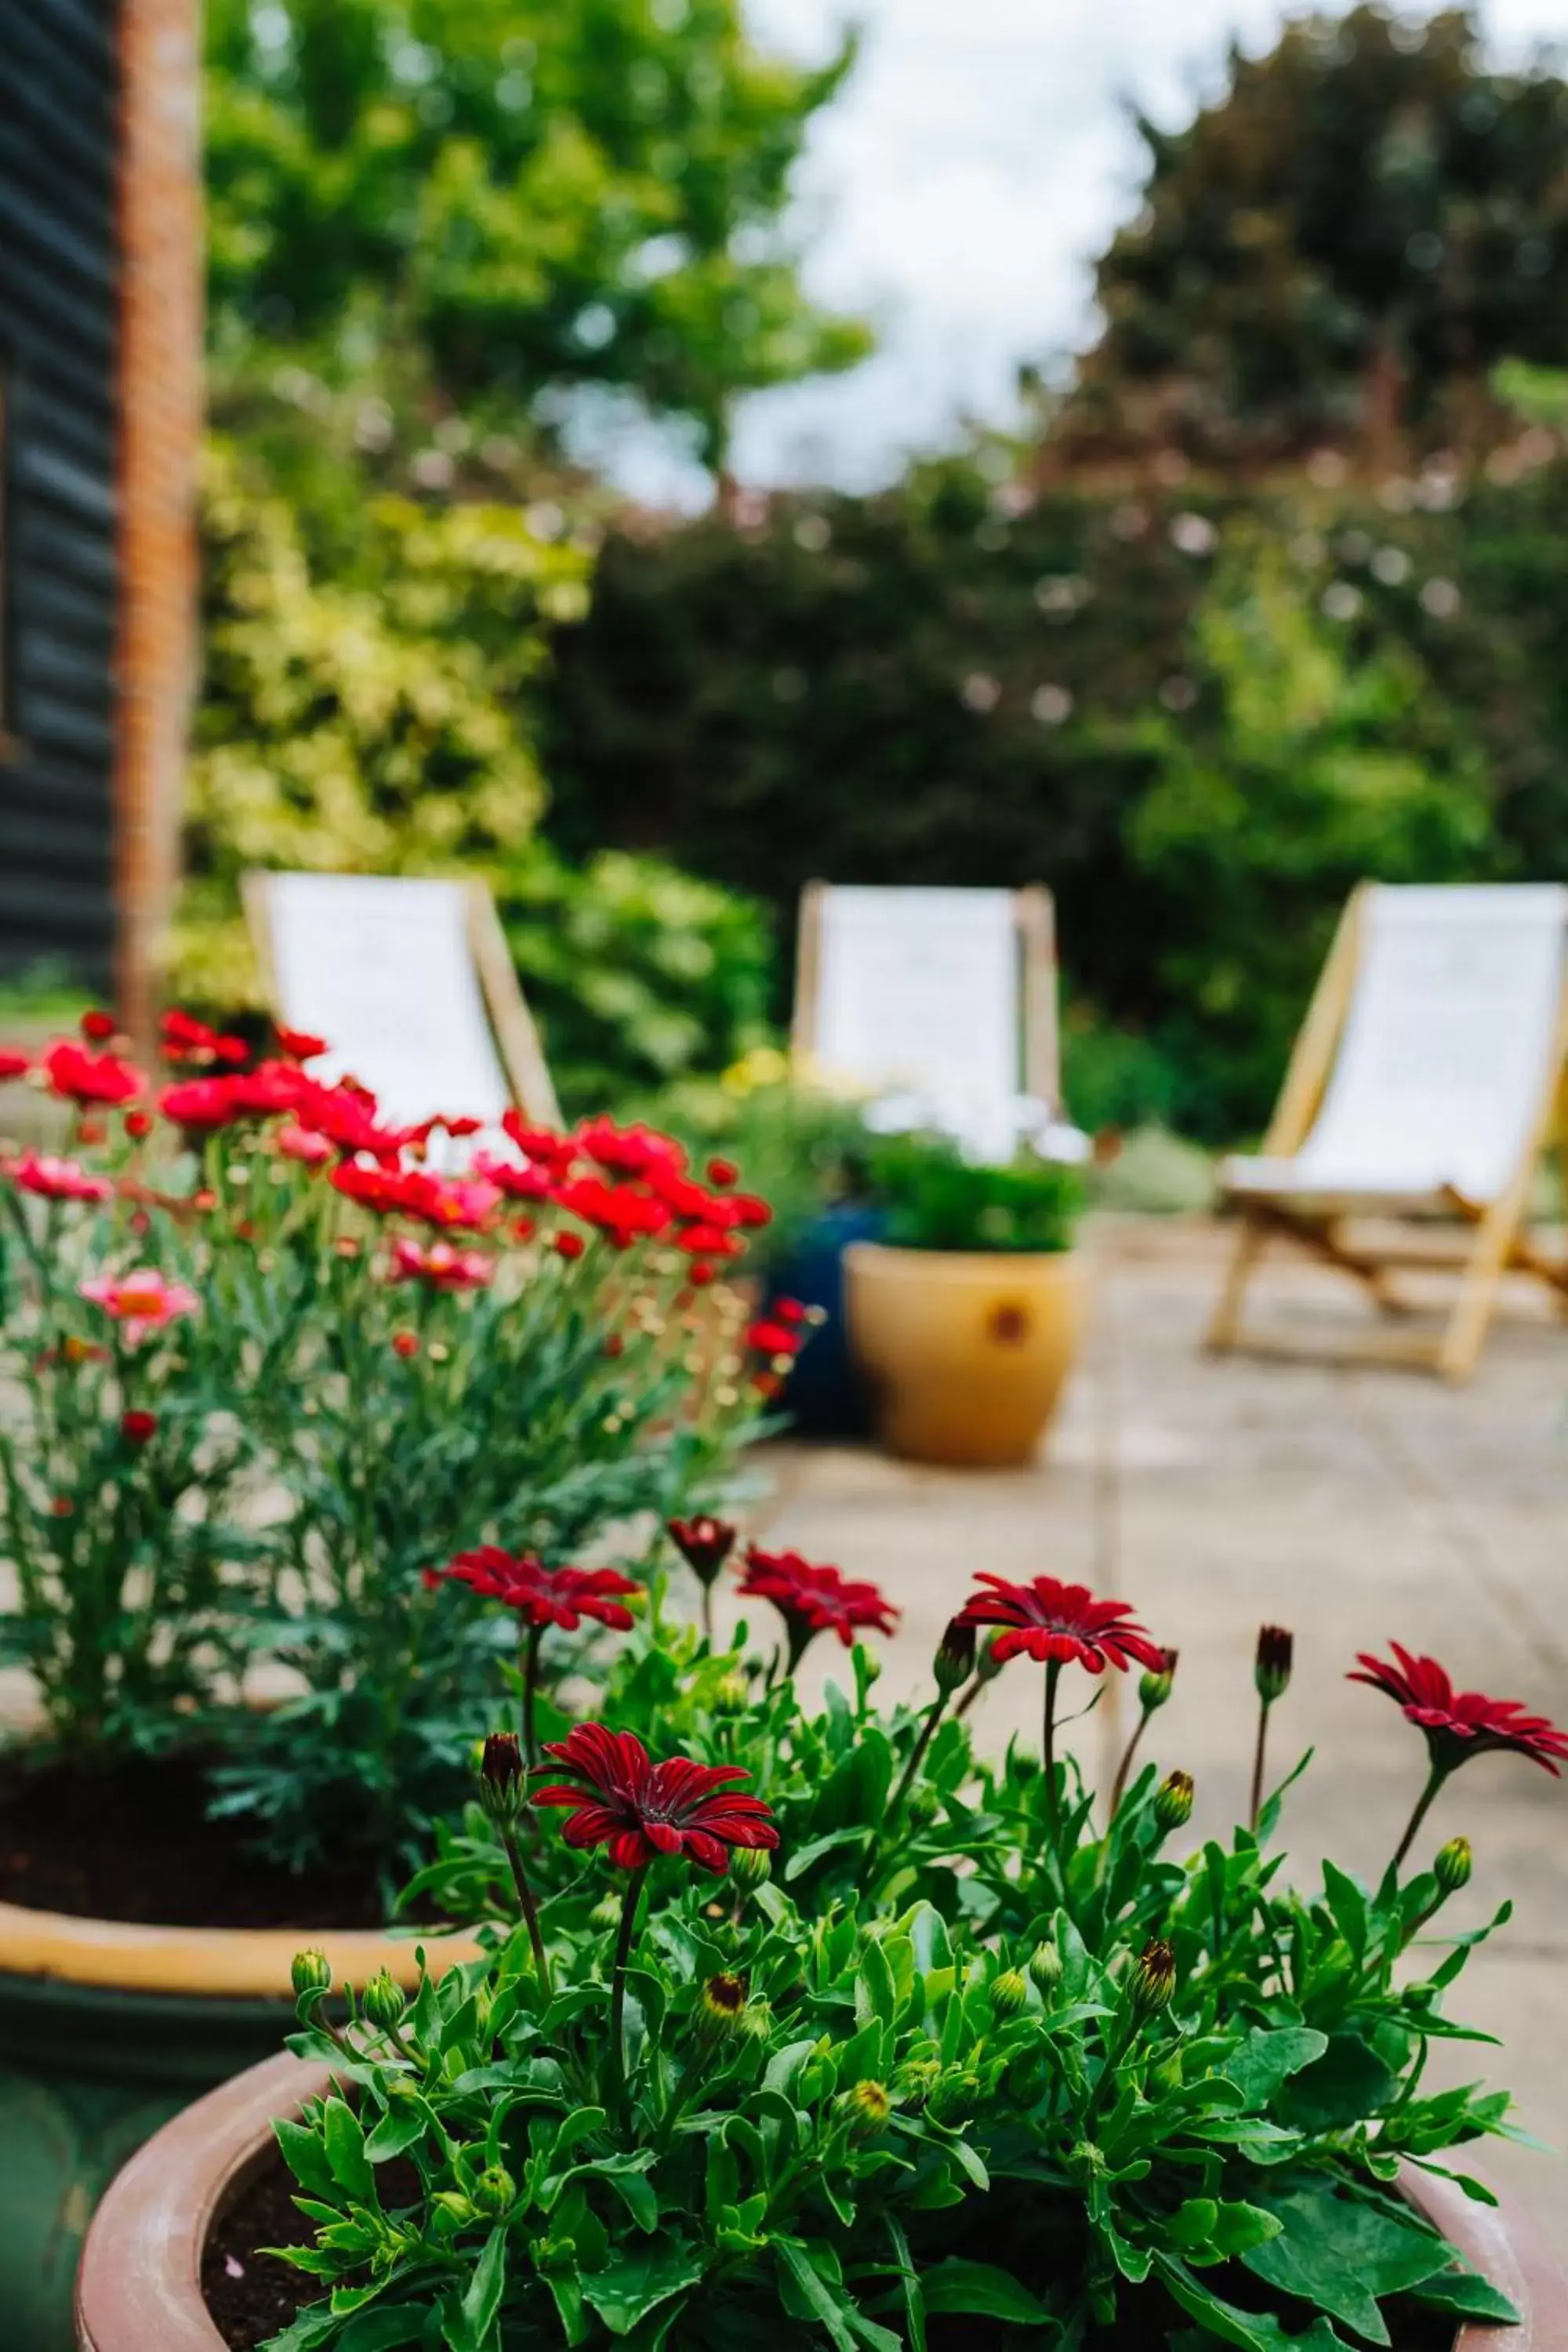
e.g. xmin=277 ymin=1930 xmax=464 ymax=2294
xmin=0 ymin=1900 xmax=480 ymax=2352
xmin=845 ymin=1240 xmax=1087 ymax=1468
xmin=77 ymin=2049 xmax=1568 ymax=2352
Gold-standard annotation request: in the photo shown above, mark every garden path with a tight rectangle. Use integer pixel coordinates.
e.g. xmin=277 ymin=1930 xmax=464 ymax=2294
xmin=733 ymin=1218 xmax=1568 ymax=2261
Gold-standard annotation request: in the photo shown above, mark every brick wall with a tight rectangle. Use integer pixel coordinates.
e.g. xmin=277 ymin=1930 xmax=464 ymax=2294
xmin=117 ymin=0 xmax=201 ymax=1041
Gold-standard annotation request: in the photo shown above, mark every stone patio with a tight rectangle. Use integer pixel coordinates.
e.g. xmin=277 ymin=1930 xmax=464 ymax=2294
xmin=726 ymin=1218 xmax=1568 ymax=2259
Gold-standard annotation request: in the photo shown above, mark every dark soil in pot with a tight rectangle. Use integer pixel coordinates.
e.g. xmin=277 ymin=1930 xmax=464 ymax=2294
xmin=0 ymin=1751 xmax=392 ymax=1929
xmin=201 ymin=2152 xmax=1460 ymax=2352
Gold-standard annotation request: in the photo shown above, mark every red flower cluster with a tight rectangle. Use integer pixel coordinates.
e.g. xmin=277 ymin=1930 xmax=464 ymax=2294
xmin=160 ymin=1010 xmax=249 ymax=1066
xmin=2 ymin=1152 xmax=114 ymax=1204
xmin=332 ymin=1163 xmax=500 ymax=1230
xmin=534 ymin=1723 xmax=778 ymax=1875
xmin=956 ymin=1574 xmax=1164 ymax=1675
xmin=44 ymin=1040 xmax=146 ymax=1107
xmin=737 ymin=1546 xmax=898 ymax=1664
xmin=1350 ymin=1645 xmax=1568 ymax=1777
xmin=429 ymin=1548 xmax=639 ymax=1632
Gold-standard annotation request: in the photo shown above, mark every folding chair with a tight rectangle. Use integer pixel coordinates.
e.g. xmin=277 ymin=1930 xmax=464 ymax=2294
xmin=1207 ymin=883 xmax=1568 ymax=1381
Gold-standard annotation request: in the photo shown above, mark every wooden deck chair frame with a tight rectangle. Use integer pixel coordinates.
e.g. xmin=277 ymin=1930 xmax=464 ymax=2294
xmin=1207 ymin=883 xmax=1568 ymax=1382
xmin=791 ymin=880 xmax=1062 ymax=1111
xmin=243 ymin=871 xmax=561 ymax=1127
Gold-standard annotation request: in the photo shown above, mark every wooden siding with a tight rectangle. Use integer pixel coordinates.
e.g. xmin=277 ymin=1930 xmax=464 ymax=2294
xmin=0 ymin=0 xmax=121 ymax=990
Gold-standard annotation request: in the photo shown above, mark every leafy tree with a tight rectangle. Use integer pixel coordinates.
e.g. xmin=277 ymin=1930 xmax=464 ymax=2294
xmin=203 ymin=0 xmax=869 ymax=466
xmin=1065 ymin=5 xmax=1568 ymax=466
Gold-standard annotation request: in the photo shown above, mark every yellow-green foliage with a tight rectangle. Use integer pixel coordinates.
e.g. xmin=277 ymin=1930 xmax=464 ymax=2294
xmin=172 ymin=439 xmax=590 ymax=1005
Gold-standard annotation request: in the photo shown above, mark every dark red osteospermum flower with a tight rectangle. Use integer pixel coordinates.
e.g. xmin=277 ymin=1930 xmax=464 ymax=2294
xmin=44 ymin=1041 xmax=146 ymax=1106
xmin=956 ymin=1574 xmax=1164 ymax=1675
xmin=1349 ymin=1645 xmax=1568 ymax=1777
xmin=737 ymin=1546 xmax=898 ymax=1663
xmin=81 ymin=1010 xmax=118 ymax=1042
xmin=533 ymin=1722 xmax=778 ymax=1875
xmin=666 ymin=1515 xmax=737 ymax=1584
xmin=431 ymin=1547 xmax=639 ymax=1632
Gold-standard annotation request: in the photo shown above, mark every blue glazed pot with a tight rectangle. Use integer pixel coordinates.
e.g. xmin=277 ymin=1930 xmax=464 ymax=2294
xmin=767 ymin=1204 xmax=887 ymax=1439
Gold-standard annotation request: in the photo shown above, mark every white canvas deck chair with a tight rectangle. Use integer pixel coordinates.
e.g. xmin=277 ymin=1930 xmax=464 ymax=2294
xmin=791 ymin=883 xmax=1064 ymax=1162
xmin=244 ymin=872 xmax=561 ymax=1138
xmin=1208 ymin=883 xmax=1568 ymax=1381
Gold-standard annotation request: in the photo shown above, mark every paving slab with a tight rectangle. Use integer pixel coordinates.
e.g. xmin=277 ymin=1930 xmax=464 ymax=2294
xmin=727 ymin=1221 xmax=1568 ymax=2260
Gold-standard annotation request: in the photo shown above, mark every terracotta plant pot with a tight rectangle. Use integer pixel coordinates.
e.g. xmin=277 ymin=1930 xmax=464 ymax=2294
xmin=845 ymin=1240 xmax=1087 ymax=1468
xmin=0 ymin=1900 xmax=480 ymax=2352
xmin=76 ymin=2049 xmax=1568 ymax=2352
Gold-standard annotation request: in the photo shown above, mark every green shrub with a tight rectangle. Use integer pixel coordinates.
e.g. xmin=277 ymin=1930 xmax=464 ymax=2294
xmin=866 ymin=1131 xmax=1080 ymax=1254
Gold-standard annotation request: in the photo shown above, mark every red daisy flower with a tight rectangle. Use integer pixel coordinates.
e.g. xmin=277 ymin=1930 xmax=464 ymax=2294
xmin=431 ymin=1548 xmax=638 ymax=1632
xmin=666 ymin=1515 xmax=737 ymax=1584
xmin=275 ymin=1026 xmax=327 ymax=1062
xmin=0 ymin=1049 xmax=31 ymax=1082
xmin=43 ymin=1041 xmax=146 ymax=1106
xmin=737 ymin=1546 xmax=898 ymax=1666
xmin=1349 ymin=1644 xmax=1568 ymax=1777
xmin=533 ymin=1722 xmax=778 ymax=1875
xmin=956 ymin=1574 xmax=1164 ymax=1675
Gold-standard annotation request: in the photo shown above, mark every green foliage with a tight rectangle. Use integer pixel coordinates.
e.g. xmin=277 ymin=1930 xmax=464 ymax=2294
xmin=499 ymin=848 xmax=776 ymax=1116
xmin=1072 ymin=5 xmax=1568 ymax=464
xmin=203 ymin=0 xmax=870 ymax=464
xmin=865 ymin=1132 xmax=1080 ymax=1255
xmin=269 ymin=1611 xmax=1525 ymax=2350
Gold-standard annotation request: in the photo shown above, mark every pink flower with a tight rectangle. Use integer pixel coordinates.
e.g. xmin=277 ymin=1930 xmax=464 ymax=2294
xmin=78 ymin=1268 xmax=198 ymax=1345
xmin=4 ymin=1152 xmax=113 ymax=1204
xmin=278 ymin=1123 xmax=332 ymax=1167
xmin=387 ymin=1237 xmax=494 ymax=1290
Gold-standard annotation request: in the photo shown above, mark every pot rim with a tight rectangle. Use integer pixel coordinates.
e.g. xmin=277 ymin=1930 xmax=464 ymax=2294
xmin=0 ymin=1895 xmax=483 ymax=1998
xmin=844 ymin=1239 xmax=1081 ymax=1277
xmin=76 ymin=2048 xmax=1566 ymax=2352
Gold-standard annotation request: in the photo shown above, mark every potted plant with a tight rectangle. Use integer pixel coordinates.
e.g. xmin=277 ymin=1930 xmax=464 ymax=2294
xmin=78 ymin=1557 xmax=1567 ymax=2350
xmin=0 ymin=1011 xmax=783 ymax=2350
xmin=845 ymin=1131 xmax=1085 ymax=1466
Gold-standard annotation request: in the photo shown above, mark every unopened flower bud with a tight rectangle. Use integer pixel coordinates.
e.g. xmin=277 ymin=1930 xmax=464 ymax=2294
xmin=530 ymin=2233 xmax=577 ymax=2273
xmin=989 ymin=1968 xmax=1029 ymax=2020
xmin=433 ymin=2190 xmax=478 ymax=2224
xmin=667 ymin=1515 xmax=737 ymax=1586
xmin=739 ymin=2000 xmax=773 ymax=2042
xmin=799 ymin=2044 xmax=835 ymax=2103
xmin=590 ymin=1894 xmax=622 ymax=1932
xmin=699 ymin=1973 xmax=749 ymax=2034
xmin=1139 ymin=1649 xmax=1178 ymax=1711
xmin=926 ymin=2068 xmax=980 ymax=2130
xmin=839 ymin=2079 xmax=891 ymax=2139
xmin=473 ymin=2165 xmax=516 ymax=2217
xmin=477 ymin=1730 xmax=526 ymax=1826
xmin=713 ymin=1671 xmax=751 ymax=1718
xmin=934 ymin=1617 xmax=977 ymax=1695
xmin=1029 ymin=1940 xmax=1062 ymax=1997
xmin=291 ymin=1947 xmax=332 ymax=2002
xmin=1153 ymin=1769 xmax=1194 ymax=1833
xmin=361 ymin=1970 xmax=405 ymax=2034
xmin=891 ymin=2056 xmax=941 ymax=2107
xmin=1434 ymin=1836 xmax=1472 ymax=1895
xmin=1254 ymin=1626 xmax=1294 ymax=1704
xmin=973 ymin=1632 xmax=1006 ymax=1686
xmin=1131 ymin=1937 xmax=1177 ymax=2017
xmin=730 ymin=1844 xmax=771 ymax=1890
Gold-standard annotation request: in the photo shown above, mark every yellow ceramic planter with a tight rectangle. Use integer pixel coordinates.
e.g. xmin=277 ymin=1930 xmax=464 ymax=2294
xmin=845 ymin=1240 xmax=1087 ymax=1468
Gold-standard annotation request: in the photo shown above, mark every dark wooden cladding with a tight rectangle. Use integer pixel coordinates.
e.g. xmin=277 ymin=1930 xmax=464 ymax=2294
xmin=0 ymin=0 xmax=119 ymax=985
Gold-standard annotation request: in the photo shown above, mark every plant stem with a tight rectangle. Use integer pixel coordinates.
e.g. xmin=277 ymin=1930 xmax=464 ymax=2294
xmin=1248 ymin=1697 xmax=1272 ymax=1833
xmin=1043 ymin=1658 xmax=1063 ymax=1846
xmin=608 ymin=1866 xmax=649 ymax=2118
xmin=1108 ymin=1705 xmax=1152 ymax=1819
xmin=700 ymin=1579 xmax=713 ymax=1647
xmin=886 ymin=1690 xmax=950 ymax=1828
xmin=521 ymin=1621 xmax=543 ymax=1766
xmin=500 ymin=1821 xmax=553 ymax=1998
xmin=1391 ymin=1762 xmax=1449 ymax=1875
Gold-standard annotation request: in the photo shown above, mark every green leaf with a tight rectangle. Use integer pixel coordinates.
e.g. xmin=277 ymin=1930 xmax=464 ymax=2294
xmin=1155 ymin=2256 xmax=1348 ymax=2351
xmin=320 ymin=2098 xmax=376 ymax=2205
xmin=1280 ymin=2035 xmax=1400 ymax=2132
xmin=884 ymin=2214 xmax=926 ymax=2352
xmin=856 ymin=1936 xmax=897 ymax=2031
xmin=336 ymin=2310 xmax=429 ymax=2350
xmin=1243 ymin=2182 xmax=1450 ymax=2345
xmin=1223 ymin=2028 xmax=1330 ymax=2111
xmin=1410 ymin=2266 xmax=1521 ymax=2324
xmin=456 ymin=2227 xmax=507 ymax=2349
xmin=581 ymin=2242 xmax=708 ymax=2336
xmin=919 ymin=2258 xmax=1050 ymax=2325
xmin=784 ymin=1827 xmax=873 ymax=1882
xmin=274 ymin=2116 xmax=338 ymax=2201
xmin=1321 ymin=1861 xmax=1369 ymax=1962
xmin=363 ymin=2108 xmax=427 ymax=2163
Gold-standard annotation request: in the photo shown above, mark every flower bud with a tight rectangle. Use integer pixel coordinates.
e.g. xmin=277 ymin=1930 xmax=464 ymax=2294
xmin=926 ymin=2069 xmax=981 ymax=2130
xmin=799 ymin=2046 xmax=836 ymax=2104
xmin=590 ymin=1894 xmax=622 ymax=1932
xmin=477 ymin=1730 xmax=526 ymax=1826
xmin=973 ymin=1632 xmax=1006 ymax=1686
xmin=1254 ymin=1626 xmax=1294 ymax=1704
xmin=1029 ymin=1940 xmax=1063 ymax=1998
xmin=1131 ymin=1937 xmax=1177 ymax=2018
xmin=891 ymin=2056 xmax=941 ymax=2107
xmin=713 ymin=1670 xmax=751 ymax=1718
xmin=473 ymin=2165 xmax=516 ymax=2217
xmin=1138 ymin=1649 xmax=1178 ymax=1711
xmin=530 ymin=2233 xmax=577 ymax=2273
xmin=361 ymin=1970 xmax=406 ymax=2034
xmin=667 ymin=1515 xmax=737 ymax=1586
xmin=933 ymin=1617 xmax=977 ymax=1695
xmin=291 ymin=1947 xmax=332 ymax=2003
xmin=989 ymin=1968 xmax=1029 ymax=2020
xmin=729 ymin=1844 xmax=771 ymax=1890
xmin=838 ymin=2079 xmax=891 ymax=2140
xmin=699 ymin=1973 xmax=749 ymax=2034
xmin=1153 ymin=1769 xmax=1194 ymax=1834
xmin=739 ymin=2000 xmax=773 ymax=2042
xmin=432 ymin=2190 xmax=478 ymax=2224
xmin=1434 ymin=1835 xmax=1472 ymax=1896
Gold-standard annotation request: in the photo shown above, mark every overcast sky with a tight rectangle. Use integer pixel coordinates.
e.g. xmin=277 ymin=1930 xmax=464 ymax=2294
xmin=583 ymin=1 xmax=1568 ymax=504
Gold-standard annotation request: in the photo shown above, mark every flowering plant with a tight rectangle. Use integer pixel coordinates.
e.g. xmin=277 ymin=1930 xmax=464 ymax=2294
xmin=258 ymin=1556 xmax=1556 ymax=2350
xmin=866 ymin=1129 xmax=1081 ymax=1254
xmin=0 ymin=1014 xmax=786 ymax=1887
